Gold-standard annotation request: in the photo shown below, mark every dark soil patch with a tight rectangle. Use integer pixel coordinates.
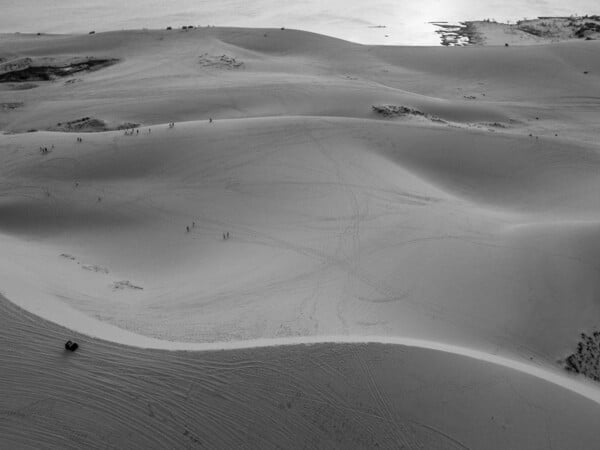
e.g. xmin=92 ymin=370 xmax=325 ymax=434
xmin=0 ymin=58 xmax=118 ymax=83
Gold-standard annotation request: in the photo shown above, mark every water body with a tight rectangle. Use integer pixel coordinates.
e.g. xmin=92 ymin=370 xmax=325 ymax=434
xmin=1 ymin=0 xmax=599 ymax=45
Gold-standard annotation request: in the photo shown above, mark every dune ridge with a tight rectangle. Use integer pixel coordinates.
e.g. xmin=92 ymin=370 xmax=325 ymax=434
xmin=2 ymin=295 xmax=600 ymax=449
xmin=2 ymin=291 xmax=599 ymax=406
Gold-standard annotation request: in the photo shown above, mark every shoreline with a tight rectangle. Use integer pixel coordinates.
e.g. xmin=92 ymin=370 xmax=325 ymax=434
xmin=5 ymin=14 xmax=600 ymax=48
xmin=430 ymin=21 xmax=480 ymax=46
xmin=433 ymin=15 xmax=600 ymax=46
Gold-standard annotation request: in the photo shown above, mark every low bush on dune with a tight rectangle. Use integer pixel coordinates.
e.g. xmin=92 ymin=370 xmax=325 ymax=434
xmin=372 ymin=104 xmax=425 ymax=117
xmin=51 ymin=117 xmax=108 ymax=132
xmin=372 ymin=105 xmax=444 ymax=123
xmin=116 ymin=122 xmax=140 ymax=130
xmin=564 ymin=331 xmax=600 ymax=382
xmin=575 ymin=22 xmax=600 ymax=38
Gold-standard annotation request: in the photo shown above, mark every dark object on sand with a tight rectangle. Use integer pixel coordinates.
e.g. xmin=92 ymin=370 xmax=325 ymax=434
xmin=166 ymin=26 xmax=172 ymax=30
xmin=505 ymin=43 xmax=509 ymax=46
xmin=89 ymin=31 xmax=95 ymax=35
xmin=65 ymin=340 xmax=79 ymax=352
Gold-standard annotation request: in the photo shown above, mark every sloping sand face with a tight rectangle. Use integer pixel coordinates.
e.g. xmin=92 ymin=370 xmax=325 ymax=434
xmin=2 ymin=297 xmax=600 ymax=449
xmin=3 ymin=117 xmax=600 ymax=358
xmin=1 ymin=28 xmax=600 ymax=446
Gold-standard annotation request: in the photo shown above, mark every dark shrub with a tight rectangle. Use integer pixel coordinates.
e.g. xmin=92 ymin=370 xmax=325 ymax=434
xmin=65 ymin=340 xmax=79 ymax=351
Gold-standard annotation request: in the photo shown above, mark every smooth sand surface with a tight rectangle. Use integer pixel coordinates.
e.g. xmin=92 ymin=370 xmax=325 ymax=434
xmin=2 ymin=296 xmax=600 ymax=449
xmin=1 ymin=27 xmax=600 ymax=447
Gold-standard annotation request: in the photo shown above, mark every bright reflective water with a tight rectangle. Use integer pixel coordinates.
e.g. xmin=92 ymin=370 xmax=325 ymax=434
xmin=1 ymin=0 xmax=599 ymax=45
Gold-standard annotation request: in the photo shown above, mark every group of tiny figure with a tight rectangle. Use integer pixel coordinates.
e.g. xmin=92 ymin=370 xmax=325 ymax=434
xmin=169 ymin=119 xmax=212 ymax=128
xmin=184 ymin=222 xmax=230 ymax=241
xmin=76 ymin=136 xmax=83 ymax=142
xmin=39 ymin=145 xmax=54 ymax=154
xmin=124 ymin=128 xmax=140 ymax=136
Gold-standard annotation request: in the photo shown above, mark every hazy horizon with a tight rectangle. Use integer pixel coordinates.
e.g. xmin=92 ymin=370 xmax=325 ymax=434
xmin=2 ymin=0 xmax=599 ymax=45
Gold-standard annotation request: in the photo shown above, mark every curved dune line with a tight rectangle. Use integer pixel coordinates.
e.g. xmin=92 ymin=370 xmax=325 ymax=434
xmin=2 ymin=289 xmax=599 ymax=405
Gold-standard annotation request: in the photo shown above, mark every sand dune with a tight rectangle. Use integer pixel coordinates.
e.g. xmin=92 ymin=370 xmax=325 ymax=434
xmin=2 ymin=296 xmax=600 ymax=449
xmin=2 ymin=117 xmax=600 ymax=359
xmin=2 ymin=27 xmax=600 ymax=447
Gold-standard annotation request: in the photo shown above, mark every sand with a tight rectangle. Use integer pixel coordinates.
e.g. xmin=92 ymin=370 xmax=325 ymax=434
xmin=3 ymin=296 xmax=600 ymax=449
xmin=1 ymin=27 xmax=600 ymax=447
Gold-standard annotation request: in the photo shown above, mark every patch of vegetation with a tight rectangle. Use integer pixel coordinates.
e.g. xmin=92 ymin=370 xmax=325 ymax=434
xmin=373 ymin=105 xmax=425 ymax=117
xmin=116 ymin=122 xmax=140 ymax=130
xmin=0 ymin=57 xmax=118 ymax=83
xmin=564 ymin=331 xmax=600 ymax=382
xmin=8 ymin=82 xmax=38 ymax=90
xmin=1 ymin=102 xmax=23 ymax=110
xmin=485 ymin=122 xmax=507 ymax=128
xmin=516 ymin=16 xmax=600 ymax=40
xmin=575 ymin=22 xmax=600 ymax=38
xmin=113 ymin=280 xmax=143 ymax=290
xmin=199 ymin=53 xmax=244 ymax=70
xmin=64 ymin=78 xmax=82 ymax=85
xmin=517 ymin=24 xmax=545 ymax=36
xmin=372 ymin=105 xmax=444 ymax=123
xmin=51 ymin=117 xmax=108 ymax=132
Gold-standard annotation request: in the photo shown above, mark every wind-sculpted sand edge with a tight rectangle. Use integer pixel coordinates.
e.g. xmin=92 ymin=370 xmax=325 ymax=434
xmin=2 ymin=292 xmax=599 ymax=406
